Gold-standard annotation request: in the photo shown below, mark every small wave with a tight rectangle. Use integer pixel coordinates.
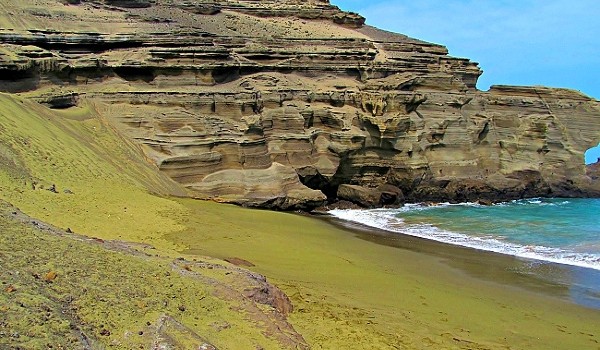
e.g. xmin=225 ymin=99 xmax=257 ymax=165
xmin=510 ymin=198 xmax=572 ymax=207
xmin=393 ymin=201 xmax=483 ymax=213
xmin=329 ymin=208 xmax=600 ymax=271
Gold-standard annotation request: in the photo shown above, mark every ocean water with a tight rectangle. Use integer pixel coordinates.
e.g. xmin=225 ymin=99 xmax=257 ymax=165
xmin=330 ymin=198 xmax=600 ymax=271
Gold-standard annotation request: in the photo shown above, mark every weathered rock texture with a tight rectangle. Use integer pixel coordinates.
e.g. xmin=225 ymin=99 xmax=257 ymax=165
xmin=1 ymin=0 xmax=599 ymax=208
xmin=588 ymin=160 xmax=600 ymax=181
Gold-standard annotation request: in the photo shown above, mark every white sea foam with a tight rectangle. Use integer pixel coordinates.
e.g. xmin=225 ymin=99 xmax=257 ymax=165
xmin=513 ymin=198 xmax=571 ymax=207
xmin=329 ymin=207 xmax=600 ymax=271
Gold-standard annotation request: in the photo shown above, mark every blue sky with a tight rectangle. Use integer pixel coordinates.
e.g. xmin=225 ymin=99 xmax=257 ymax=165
xmin=331 ymin=0 xmax=600 ymax=164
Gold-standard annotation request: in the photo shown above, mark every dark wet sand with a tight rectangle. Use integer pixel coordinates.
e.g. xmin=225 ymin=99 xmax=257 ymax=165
xmin=321 ymin=215 xmax=600 ymax=310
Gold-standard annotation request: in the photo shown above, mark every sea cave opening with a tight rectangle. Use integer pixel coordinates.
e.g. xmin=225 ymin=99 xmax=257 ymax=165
xmin=585 ymin=143 xmax=600 ymax=165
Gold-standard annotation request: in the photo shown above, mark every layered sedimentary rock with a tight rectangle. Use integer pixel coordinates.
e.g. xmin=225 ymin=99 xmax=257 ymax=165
xmin=1 ymin=0 xmax=598 ymax=209
xmin=588 ymin=160 xmax=600 ymax=180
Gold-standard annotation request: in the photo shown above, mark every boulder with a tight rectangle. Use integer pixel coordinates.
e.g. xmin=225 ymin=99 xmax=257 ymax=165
xmin=191 ymin=163 xmax=327 ymax=210
xmin=337 ymin=184 xmax=402 ymax=208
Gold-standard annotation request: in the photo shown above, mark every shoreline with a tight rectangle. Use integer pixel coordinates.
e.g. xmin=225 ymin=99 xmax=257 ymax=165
xmin=319 ymin=213 xmax=600 ymax=310
xmin=170 ymin=198 xmax=600 ymax=349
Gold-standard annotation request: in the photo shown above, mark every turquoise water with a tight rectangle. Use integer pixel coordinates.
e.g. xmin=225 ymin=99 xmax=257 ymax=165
xmin=330 ymin=198 xmax=600 ymax=271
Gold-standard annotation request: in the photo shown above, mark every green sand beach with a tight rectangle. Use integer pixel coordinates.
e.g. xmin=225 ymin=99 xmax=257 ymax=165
xmin=171 ymin=199 xmax=600 ymax=349
xmin=1 ymin=93 xmax=599 ymax=349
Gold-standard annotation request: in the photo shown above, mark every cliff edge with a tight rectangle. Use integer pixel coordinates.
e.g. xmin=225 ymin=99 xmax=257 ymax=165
xmin=588 ymin=159 xmax=600 ymax=180
xmin=1 ymin=0 xmax=599 ymax=209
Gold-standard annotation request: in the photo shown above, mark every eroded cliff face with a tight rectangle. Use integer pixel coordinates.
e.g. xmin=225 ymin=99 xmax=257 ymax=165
xmin=1 ymin=0 xmax=599 ymax=209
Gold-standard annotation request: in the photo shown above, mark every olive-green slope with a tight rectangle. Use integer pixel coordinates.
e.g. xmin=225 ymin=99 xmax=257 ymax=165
xmin=0 ymin=201 xmax=295 ymax=349
xmin=0 ymin=93 xmax=190 ymax=250
xmin=0 ymin=94 xmax=304 ymax=349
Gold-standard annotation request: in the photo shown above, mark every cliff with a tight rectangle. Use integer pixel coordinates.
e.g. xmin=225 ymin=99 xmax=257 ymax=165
xmin=1 ymin=0 xmax=599 ymax=209
xmin=588 ymin=159 xmax=600 ymax=180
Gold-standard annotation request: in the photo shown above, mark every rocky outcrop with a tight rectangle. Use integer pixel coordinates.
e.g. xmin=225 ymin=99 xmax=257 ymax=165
xmin=337 ymin=184 xmax=403 ymax=208
xmin=191 ymin=163 xmax=327 ymax=210
xmin=0 ymin=0 xmax=598 ymax=209
xmin=588 ymin=160 xmax=600 ymax=180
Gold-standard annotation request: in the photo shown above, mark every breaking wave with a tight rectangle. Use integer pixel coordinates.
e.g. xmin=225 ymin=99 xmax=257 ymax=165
xmin=329 ymin=199 xmax=600 ymax=271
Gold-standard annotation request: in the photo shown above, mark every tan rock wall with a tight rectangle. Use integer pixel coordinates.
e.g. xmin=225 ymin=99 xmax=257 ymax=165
xmin=1 ymin=0 xmax=598 ymax=208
